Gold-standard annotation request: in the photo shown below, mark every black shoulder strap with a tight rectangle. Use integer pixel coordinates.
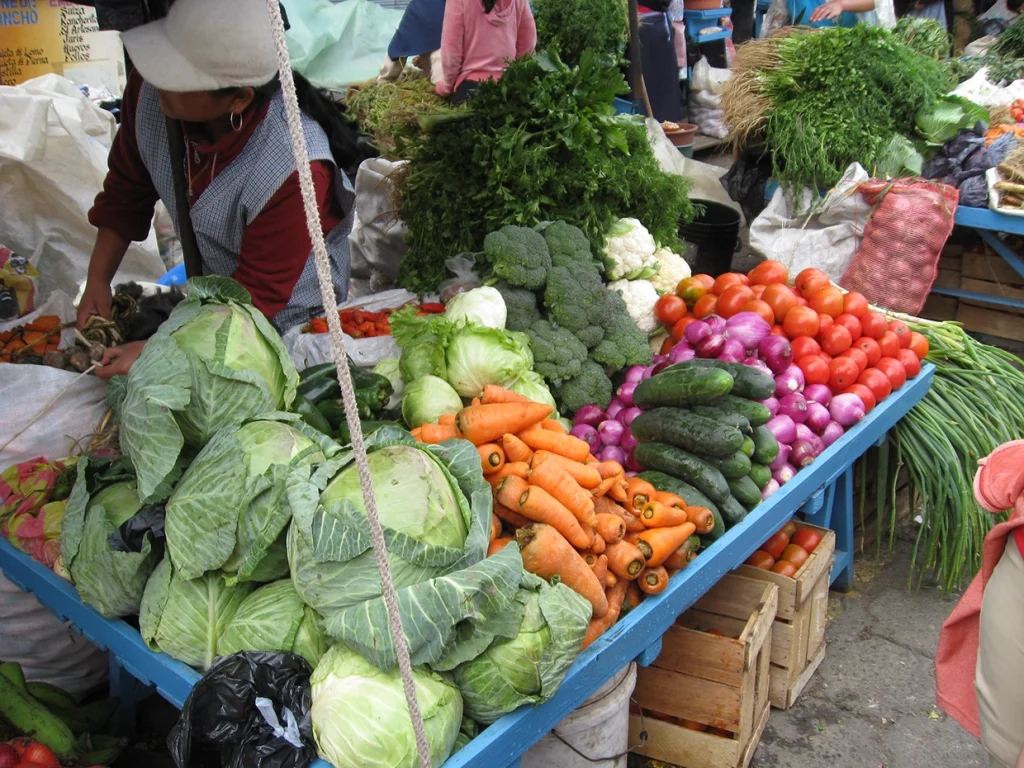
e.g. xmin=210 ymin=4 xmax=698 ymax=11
xmin=164 ymin=117 xmax=204 ymax=279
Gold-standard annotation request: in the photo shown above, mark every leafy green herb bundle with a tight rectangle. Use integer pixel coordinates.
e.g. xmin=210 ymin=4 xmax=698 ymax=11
xmin=397 ymin=52 xmax=696 ymax=294
xmin=534 ymin=0 xmax=628 ymax=65
xmin=893 ymin=16 xmax=951 ymax=59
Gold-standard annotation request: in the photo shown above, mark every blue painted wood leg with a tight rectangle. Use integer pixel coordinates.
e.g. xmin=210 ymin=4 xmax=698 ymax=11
xmin=830 ymin=466 xmax=856 ymax=592
xmin=109 ymin=655 xmax=152 ymax=736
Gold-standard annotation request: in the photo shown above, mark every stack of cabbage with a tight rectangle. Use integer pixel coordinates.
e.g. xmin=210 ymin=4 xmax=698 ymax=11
xmin=60 ymin=277 xmax=591 ymax=768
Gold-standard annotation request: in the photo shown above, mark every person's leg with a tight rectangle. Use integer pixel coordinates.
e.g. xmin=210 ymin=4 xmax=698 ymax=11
xmin=452 ymin=80 xmax=480 ymax=106
xmin=976 ymin=537 xmax=1024 ymax=768
xmin=732 ymin=0 xmax=757 ymax=43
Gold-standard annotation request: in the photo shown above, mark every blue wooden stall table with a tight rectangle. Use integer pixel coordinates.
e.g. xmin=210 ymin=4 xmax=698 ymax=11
xmin=0 ymin=366 xmax=932 ymax=768
xmin=755 ymin=0 xmax=771 ymax=38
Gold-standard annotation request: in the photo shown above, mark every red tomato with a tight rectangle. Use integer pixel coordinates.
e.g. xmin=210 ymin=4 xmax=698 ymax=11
xmin=876 ymin=357 xmax=908 ymax=391
xmin=751 ymin=284 xmax=766 ymax=300
xmin=783 ymin=306 xmax=821 ymax=339
xmin=840 ymin=347 xmax=869 ymax=373
xmin=843 ymin=291 xmax=870 ymax=318
xmin=713 ymin=272 xmax=750 ymax=295
xmin=909 ymin=331 xmax=930 ymax=361
xmin=20 ymin=745 xmax=59 ymax=768
xmin=829 ymin=357 xmax=860 ymax=391
xmin=790 ymin=336 xmax=821 ymax=360
xmin=771 ymin=324 xmax=788 ymax=336
xmin=819 ymin=351 xmax=833 ymax=364
xmin=692 ymin=274 xmax=716 ymax=291
xmin=748 ymin=260 xmax=789 ymax=286
xmin=745 ymin=550 xmax=776 ymax=570
xmin=855 ymin=337 xmax=882 ymax=367
xmin=717 ymin=285 xmax=756 ymax=318
xmin=817 ymin=314 xmax=834 ymax=336
xmin=843 ymin=383 xmax=877 ymax=414
xmin=798 ymin=355 xmax=831 ymax=386
xmin=897 ymin=348 xmax=922 ymax=379
xmin=655 ymin=294 xmax=687 ymax=327
xmin=742 ymin=299 xmax=776 ymax=326
xmin=660 ymin=335 xmax=676 ymax=355
xmin=772 ymin=561 xmax=798 ymax=577
xmin=677 ymin=277 xmax=708 ymax=306
xmin=782 ymin=521 xmax=798 ymax=537
xmin=781 ymin=544 xmax=810 ymax=569
xmin=819 ymin=325 xmax=853 ymax=356
xmin=808 ymin=286 xmax=845 ymax=318
xmin=878 ymin=331 xmax=901 ymax=359
xmin=762 ymin=284 xmax=800 ymax=324
xmin=796 ymin=296 xmax=810 ymax=307
xmin=670 ymin=316 xmax=698 ymax=342
xmin=791 ymin=528 xmax=823 ymax=554
xmin=887 ymin=320 xmax=912 ymax=348
xmin=860 ymin=311 xmax=888 ymax=339
xmin=858 ymin=368 xmax=892 ymax=402
xmin=762 ymin=530 xmax=790 ymax=561
xmin=834 ymin=313 xmax=862 ymax=340
xmin=693 ymin=293 xmax=718 ymax=319
xmin=795 ymin=268 xmax=831 ymax=298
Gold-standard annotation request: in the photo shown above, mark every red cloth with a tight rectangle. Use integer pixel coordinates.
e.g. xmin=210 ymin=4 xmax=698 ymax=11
xmin=437 ymin=0 xmax=535 ymax=96
xmin=89 ymin=71 xmax=343 ymax=320
xmin=935 ymin=440 xmax=1024 ymax=738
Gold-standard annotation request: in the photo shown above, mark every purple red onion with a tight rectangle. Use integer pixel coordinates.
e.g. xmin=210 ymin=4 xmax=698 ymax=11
xmin=760 ymin=396 xmax=780 ymax=417
xmin=684 ymin=321 xmax=711 ymax=346
xmin=789 ymin=439 xmax=817 ymax=468
xmin=624 ymin=366 xmax=646 ymax=383
xmin=779 ymin=393 xmax=808 ymax=424
xmin=573 ymin=404 xmax=605 ymax=427
xmin=620 ymin=431 xmax=639 ymax=453
xmin=598 ymin=419 xmax=625 ymax=446
xmin=617 ymin=381 xmax=638 ymax=408
xmin=803 ymin=384 xmax=833 ymax=407
xmin=618 ymin=406 xmax=643 ymax=427
xmin=794 ymin=423 xmax=815 ymax=444
xmin=829 ymin=393 xmax=866 ymax=427
xmin=721 ymin=338 xmax=748 ymax=362
xmin=704 ymin=315 xmax=727 ymax=335
xmin=599 ymin=445 xmax=627 ymax=465
xmin=570 ymin=424 xmax=600 ymax=451
xmin=820 ymin=421 xmax=845 ymax=447
xmin=758 ymin=335 xmax=793 ymax=375
xmin=697 ymin=334 xmax=727 ymax=359
xmin=726 ymin=312 xmax=771 ymax=350
xmin=766 ymin=414 xmax=797 ymax=445
xmin=805 ymin=401 xmax=831 ymax=433
xmin=773 ymin=463 xmax=797 ymax=485
xmin=606 ymin=399 xmax=624 ymax=420
xmin=762 ymin=478 xmax=781 ymax=500
xmin=774 ymin=370 xmax=803 ymax=398
xmin=768 ymin=443 xmax=792 ymax=471
xmin=668 ymin=344 xmax=696 ymax=364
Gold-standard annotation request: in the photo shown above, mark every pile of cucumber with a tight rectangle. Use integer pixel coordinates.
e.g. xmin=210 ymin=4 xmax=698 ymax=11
xmin=630 ymin=360 xmax=781 ymax=539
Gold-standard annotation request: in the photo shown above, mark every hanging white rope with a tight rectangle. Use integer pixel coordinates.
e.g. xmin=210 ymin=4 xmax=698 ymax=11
xmin=261 ymin=3 xmax=433 ymax=766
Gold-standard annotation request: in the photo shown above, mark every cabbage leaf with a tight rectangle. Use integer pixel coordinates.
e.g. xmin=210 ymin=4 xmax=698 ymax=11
xmin=218 ymin=579 xmax=327 ymax=667
xmin=916 ymin=95 xmax=989 ymax=146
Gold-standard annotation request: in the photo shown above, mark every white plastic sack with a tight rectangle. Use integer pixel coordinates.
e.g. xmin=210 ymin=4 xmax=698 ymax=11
xmin=0 ymin=75 xmax=164 ymax=303
xmin=690 ymin=58 xmax=732 ymax=95
xmin=646 ymin=120 xmax=742 ymax=219
xmin=951 ymin=68 xmax=1024 ymax=107
xmin=349 ymin=158 xmax=409 ymax=297
xmin=692 ymin=89 xmax=723 ymax=109
xmin=749 ymin=163 xmax=871 ymax=282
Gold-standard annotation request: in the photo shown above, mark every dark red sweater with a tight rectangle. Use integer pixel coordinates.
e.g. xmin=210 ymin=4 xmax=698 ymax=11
xmin=89 ymin=71 xmax=343 ymax=320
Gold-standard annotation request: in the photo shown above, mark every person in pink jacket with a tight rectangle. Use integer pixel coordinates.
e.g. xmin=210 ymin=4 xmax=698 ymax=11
xmin=436 ymin=0 xmax=537 ymax=104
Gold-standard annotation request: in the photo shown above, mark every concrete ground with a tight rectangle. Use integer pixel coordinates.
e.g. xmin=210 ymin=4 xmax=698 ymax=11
xmin=750 ymin=542 xmax=988 ymax=768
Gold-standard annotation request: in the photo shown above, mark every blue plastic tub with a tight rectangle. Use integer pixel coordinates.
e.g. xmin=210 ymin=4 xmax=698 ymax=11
xmin=157 ymin=263 xmax=187 ymax=287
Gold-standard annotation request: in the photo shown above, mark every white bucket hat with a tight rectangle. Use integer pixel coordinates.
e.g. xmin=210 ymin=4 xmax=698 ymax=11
xmin=121 ymin=0 xmax=280 ymax=93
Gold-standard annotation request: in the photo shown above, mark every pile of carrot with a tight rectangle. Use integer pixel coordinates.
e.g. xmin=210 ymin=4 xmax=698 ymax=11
xmin=413 ymin=385 xmax=713 ymax=651
xmin=303 ymin=302 xmax=446 ymax=337
xmin=0 ymin=316 xmax=62 ymax=363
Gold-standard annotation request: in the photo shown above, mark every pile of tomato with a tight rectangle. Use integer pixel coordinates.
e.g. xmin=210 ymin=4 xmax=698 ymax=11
xmin=652 ymin=261 xmax=930 ymax=413
xmin=744 ymin=520 xmax=823 ymax=577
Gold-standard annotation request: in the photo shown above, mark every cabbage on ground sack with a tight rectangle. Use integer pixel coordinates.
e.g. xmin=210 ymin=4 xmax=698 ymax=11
xmin=114 ymin=277 xmax=299 ymax=502
xmin=287 ymin=427 xmax=523 ymax=669
xmin=310 ymin=645 xmax=463 ymax=768
xmin=164 ymin=414 xmax=336 ymax=581
xmin=60 ymin=456 xmax=162 ymax=618
xmin=445 ymin=571 xmax=591 ymax=724
xmin=140 ymin=557 xmax=254 ymax=670
xmin=218 ymin=580 xmax=327 ymax=668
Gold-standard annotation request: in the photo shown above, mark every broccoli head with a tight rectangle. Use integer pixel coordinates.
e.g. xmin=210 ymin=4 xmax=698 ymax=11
xmin=590 ymin=290 xmax=653 ymax=371
xmin=526 ymin=320 xmax=589 ymax=385
xmin=494 ymin=280 xmax=542 ymax=332
xmin=553 ymin=360 xmax=613 ymax=416
xmin=543 ymin=261 xmax=606 ymax=348
xmin=541 ymin=221 xmax=597 ymax=269
xmin=481 ymin=226 xmax=551 ymax=290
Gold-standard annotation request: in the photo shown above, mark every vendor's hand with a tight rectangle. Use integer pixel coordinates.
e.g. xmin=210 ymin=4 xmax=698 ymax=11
xmin=77 ymin=280 xmax=112 ymax=330
xmin=810 ymin=0 xmax=843 ymax=21
xmin=95 ymin=341 xmax=146 ymax=380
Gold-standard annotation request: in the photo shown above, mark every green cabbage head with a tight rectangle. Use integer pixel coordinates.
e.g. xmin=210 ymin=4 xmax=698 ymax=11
xmin=218 ymin=580 xmax=327 ymax=667
xmin=310 ymin=645 xmax=463 ymax=768
xmin=401 ymin=375 xmax=462 ymax=429
xmin=114 ymin=277 xmax=299 ymax=502
xmin=445 ymin=325 xmax=533 ymax=398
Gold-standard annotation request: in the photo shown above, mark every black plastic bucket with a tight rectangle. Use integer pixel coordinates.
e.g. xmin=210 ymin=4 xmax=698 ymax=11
xmin=679 ymin=200 xmax=741 ymax=278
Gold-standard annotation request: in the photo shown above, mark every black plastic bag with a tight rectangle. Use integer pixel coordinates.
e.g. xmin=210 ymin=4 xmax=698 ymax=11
xmin=108 ymin=502 xmax=166 ymax=555
xmin=168 ymin=652 xmax=316 ymax=768
xmin=721 ymin=150 xmax=774 ymax=224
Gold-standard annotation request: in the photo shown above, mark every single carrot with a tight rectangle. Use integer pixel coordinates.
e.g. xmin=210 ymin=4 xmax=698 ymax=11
xmin=410 ymin=427 xmax=423 ymax=439
xmin=607 ymin=475 xmax=628 ymax=503
xmin=626 ymin=477 xmax=657 ymax=514
xmin=533 ymin=451 xmax=601 ymax=489
xmin=491 ymin=461 xmax=530 ymax=483
xmin=584 ymin=455 xmax=600 ymax=466
xmin=663 ymin=546 xmax=689 ymax=571
xmin=477 ymin=443 xmax=506 ymax=475
xmin=624 ymin=582 xmax=643 ymax=612
xmin=438 ymin=412 xmax=457 ymax=427
xmin=653 ymin=490 xmax=688 ymax=508
xmin=683 ymin=535 xmax=702 ymax=563
xmin=589 ymin=535 xmax=606 ymax=555
xmin=541 ymin=419 xmax=567 ymax=434
xmin=490 ymin=513 xmax=502 ymax=541
xmin=518 ymin=429 xmax=590 ymax=463
xmin=596 ymin=460 xmax=625 ymax=479
xmin=605 ymin=571 xmax=618 ymax=589
xmin=471 ymin=397 xmax=482 ymax=407
xmin=595 ymin=512 xmax=626 ymax=544
xmin=581 ymin=580 xmax=628 ymax=650
xmin=638 ymin=566 xmax=669 ymax=595
xmin=636 ymin=523 xmax=697 ymax=567
xmin=594 ymin=496 xmax=626 ymax=518
xmin=419 ymin=423 xmax=460 ymax=444
xmin=528 ymin=459 xmax=597 ymax=527
xmin=592 ymin=474 xmax=619 ymax=498
xmin=502 ymin=433 xmax=534 ymax=463
xmin=482 ymin=384 xmax=531 ymax=404
xmin=625 ymin=531 xmax=641 ymax=545
xmin=498 ymin=478 xmax=592 ymax=550
xmin=457 ymin=402 xmax=553 ymax=445
xmin=588 ymin=553 xmax=609 ymax=586
xmin=604 ymin=539 xmax=645 ymax=581
xmin=494 ymin=502 xmax=531 ymax=529
xmin=621 ymin=512 xmax=646 ymax=534
xmin=685 ymin=505 xmax=715 ymax=535
xmin=639 ymin=500 xmax=690 ymax=528
xmin=488 ymin=537 xmax=514 ymax=557
xmin=516 ymin=524 xmax=609 ymax=618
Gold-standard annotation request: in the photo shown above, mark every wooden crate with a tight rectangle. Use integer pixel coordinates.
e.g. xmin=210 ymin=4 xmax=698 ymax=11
xmin=734 ymin=523 xmax=835 ymax=709
xmin=629 ymin=574 xmax=777 ymax=768
xmin=955 ymin=250 xmax=1024 ymax=342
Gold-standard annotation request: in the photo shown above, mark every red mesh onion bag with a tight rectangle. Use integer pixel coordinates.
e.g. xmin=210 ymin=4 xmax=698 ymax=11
xmin=840 ymin=179 xmax=959 ymax=315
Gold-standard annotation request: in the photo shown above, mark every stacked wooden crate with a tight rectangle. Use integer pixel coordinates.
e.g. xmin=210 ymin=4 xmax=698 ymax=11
xmin=955 ymin=248 xmax=1024 ymax=343
xmin=920 ymin=243 xmax=962 ymax=322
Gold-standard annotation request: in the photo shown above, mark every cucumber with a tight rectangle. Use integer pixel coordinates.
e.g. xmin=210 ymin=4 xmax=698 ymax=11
xmin=637 ymin=471 xmax=725 ymax=541
xmin=751 ymin=425 xmax=780 ymax=464
xmin=729 ymin=476 xmax=763 ymax=509
xmin=702 ymin=451 xmax=752 ymax=480
xmin=691 ymin=405 xmax=752 ymax=434
xmin=630 ymin=408 xmax=744 ymax=459
xmin=633 ymin=442 xmax=731 ymax=504
xmin=718 ymin=494 xmax=749 ymax=526
xmin=633 ymin=368 xmax=734 ymax=409
xmin=716 ymin=395 xmax=773 ymax=427
xmin=669 ymin=360 xmax=776 ymax=400
xmin=749 ymin=463 xmax=772 ymax=490
xmin=739 ymin=437 xmax=756 ymax=458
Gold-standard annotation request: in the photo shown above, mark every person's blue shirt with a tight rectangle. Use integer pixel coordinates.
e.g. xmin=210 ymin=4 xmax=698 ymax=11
xmin=787 ymin=0 xmax=859 ymax=26
xmin=388 ymin=0 xmax=447 ymax=60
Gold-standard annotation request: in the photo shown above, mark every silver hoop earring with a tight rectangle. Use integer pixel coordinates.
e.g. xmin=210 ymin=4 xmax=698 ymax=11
xmin=230 ymin=112 xmax=243 ymax=132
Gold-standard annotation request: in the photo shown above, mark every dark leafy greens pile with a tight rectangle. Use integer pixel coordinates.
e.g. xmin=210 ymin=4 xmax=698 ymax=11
xmin=533 ymin=0 xmax=628 ymax=65
xmin=398 ymin=51 xmax=697 ymax=294
xmin=893 ymin=16 xmax=951 ymax=60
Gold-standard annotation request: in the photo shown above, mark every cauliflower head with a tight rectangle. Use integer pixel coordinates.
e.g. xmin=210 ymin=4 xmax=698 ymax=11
xmin=607 ymin=279 xmax=660 ymax=335
xmin=602 ymin=218 xmax=658 ymax=281
xmin=649 ymin=248 xmax=692 ymax=294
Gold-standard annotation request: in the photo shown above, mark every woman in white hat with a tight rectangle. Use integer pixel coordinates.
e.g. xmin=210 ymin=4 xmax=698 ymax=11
xmin=79 ymin=0 xmax=365 ymax=378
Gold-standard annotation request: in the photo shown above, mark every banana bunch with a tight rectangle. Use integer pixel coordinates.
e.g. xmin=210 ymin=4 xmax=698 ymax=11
xmin=0 ymin=662 xmax=126 ymax=765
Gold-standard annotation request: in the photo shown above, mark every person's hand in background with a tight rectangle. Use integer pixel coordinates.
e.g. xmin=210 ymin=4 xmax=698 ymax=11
xmin=77 ymin=280 xmax=113 ymax=330
xmin=94 ymin=340 xmax=146 ymax=380
xmin=810 ymin=0 xmax=844 ymax=21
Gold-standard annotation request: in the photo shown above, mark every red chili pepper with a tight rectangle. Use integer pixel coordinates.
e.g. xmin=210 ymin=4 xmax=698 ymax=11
xmin=419 ymin=303 xmax=446 ymax=314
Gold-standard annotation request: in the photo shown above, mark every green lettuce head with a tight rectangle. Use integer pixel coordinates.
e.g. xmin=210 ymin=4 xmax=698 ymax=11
xmin=287 ymin=427 xmax=523 ymax=669
xmin=310 ymin=645 xmax=463 ymax=768
xmin=218 ymin=580 xmax=327 ymax=667
xmin=509 ymin=370 xmax=558 ymax=412
xmin=60 ymin=457 xmax=159 ymax=618
xmin=401 ymin=375 xmax=462 ymax=429
xmin=164 ymin=415 xmax=334 ymax=581
xmin=115 ymin=277 xmax=299 ymax=502
xmin=445 ymin=325 xmax=533 ymax=398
